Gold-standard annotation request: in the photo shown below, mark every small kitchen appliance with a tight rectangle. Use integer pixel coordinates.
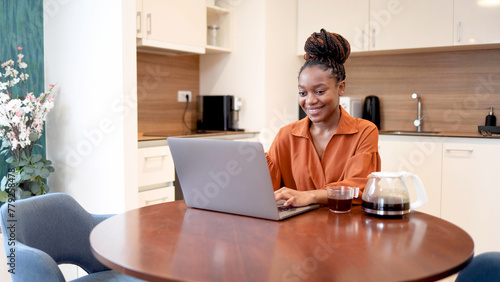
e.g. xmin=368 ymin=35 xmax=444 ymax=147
xmin=362 ymin=171 xmax=428 ymax=217
xmin=339 ymin=97 xmax=362 ymax=118
xmin=197 ymin=95 xmax=243 ymax=132
xmin=362 ymin=96 xmax=381 ymax=129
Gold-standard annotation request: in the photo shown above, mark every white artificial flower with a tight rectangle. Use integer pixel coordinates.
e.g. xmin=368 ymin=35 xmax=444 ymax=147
xmin=0 ymin=51 xmax=56 ymax=154
xmin=10 ymin=138 xmax=19 ymax=149
xmin=19 ymin=129 xmax=28 ymax=141
xmin=6 ymin=99 xmax=22 ymax=112
xmin=6 ymin=80 xmax=16 ymax=87
xmin=4 ymin=66 xmax=12 ymax=77
xmin=0 ymin=94 xmax=9 ymax=103
xmin=1 ymin=59 xmax=14 ymax=68
xmin=0 ymin=114 xmax=9 ymax=126
xmin=11 ymin=114 xmax=21 ymax=124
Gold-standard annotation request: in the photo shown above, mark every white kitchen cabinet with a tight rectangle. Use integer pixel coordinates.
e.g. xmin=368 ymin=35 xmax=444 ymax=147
xmin=379 ymin=134 xmax=500 ymax=255
xmin=369 ymin=0 xmax=453 ymax=50
xmin=378 ymin=135 xmax=443 ymax=217
xmin=138 ymin=145 xmax=176 ymax=207
xmin=297 ymin=0 xmax=453 ymax=53
xmin=136 ymin=0 xmax=206 ymax=54
xmin=138 ymin=145 xmax=175 ymax=187
xmin=138 ymin=185 xmax=175 ymax=207
xmin=454 ymin=0 xmax=500 ymax=45
xmin=297 ymin=0 xmax=500 ymax=53
xmin=441 ymin=138 xmax=500 ymax=254
xmin=136 ymin=0 xmax=143 ymax=39
xmin=297 ymin=0 xmax=370 ymax=53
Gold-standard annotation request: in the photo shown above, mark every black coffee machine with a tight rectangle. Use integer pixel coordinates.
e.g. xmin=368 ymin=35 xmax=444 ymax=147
xmin=362 ymin=96 xmax=381 ymax=129
xmin=197 ymin=95 xmax=243 ymax=132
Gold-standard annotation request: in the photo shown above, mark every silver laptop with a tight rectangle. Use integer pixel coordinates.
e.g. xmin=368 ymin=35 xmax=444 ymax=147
xmin=167 ymin=137 xmax=319 ymax=221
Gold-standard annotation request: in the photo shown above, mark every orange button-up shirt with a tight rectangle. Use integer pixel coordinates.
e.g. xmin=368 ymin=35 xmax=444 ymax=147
xmin=266 ymin=106 xmax=381 ymax=204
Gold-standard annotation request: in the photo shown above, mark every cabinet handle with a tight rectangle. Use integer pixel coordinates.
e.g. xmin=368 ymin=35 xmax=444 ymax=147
xmin=362 ymin=30 xmax=365 ymax=50
xmin=137 ymin=11 xmax=141 ymax=34
xmin=446 ymin=148 xmax=473 ymax=152
xmin=371 ymin=28 xmax=376 ymax=49
xmin=147 ymin=13 xmax=152 ymax=35
xmin=146 ymin=197 xmax=169 ymax=205
xmin=145 ymin=154 xmax=170 ymax=159
xmin=457 ymin=21 xmax=462 ymax=43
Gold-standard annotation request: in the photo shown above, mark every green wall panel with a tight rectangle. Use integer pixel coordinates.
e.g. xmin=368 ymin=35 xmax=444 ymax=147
xmin=0 ymin=0 xmax=45 ymax=181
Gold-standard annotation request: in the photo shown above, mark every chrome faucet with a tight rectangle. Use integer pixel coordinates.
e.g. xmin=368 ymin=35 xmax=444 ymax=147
xmin=412 ymin=93 xmax=423 ymax=132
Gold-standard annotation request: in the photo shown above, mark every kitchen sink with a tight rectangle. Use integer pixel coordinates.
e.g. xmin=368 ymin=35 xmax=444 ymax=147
xmin=381 ymin=131 xmax=440 ymax=135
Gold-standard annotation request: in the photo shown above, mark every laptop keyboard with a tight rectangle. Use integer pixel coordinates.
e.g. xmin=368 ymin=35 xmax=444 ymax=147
xmin=278 ymin=205 xmax=296 ymax=212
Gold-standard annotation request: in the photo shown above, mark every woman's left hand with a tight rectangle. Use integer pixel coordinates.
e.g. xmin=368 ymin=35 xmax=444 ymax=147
xmin=274 ymin=187 xmax=317 ymax=207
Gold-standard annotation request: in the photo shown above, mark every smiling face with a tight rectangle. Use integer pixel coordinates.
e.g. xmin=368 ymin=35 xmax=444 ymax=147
xmin=298 ymin=65 xmax=345 ymax=125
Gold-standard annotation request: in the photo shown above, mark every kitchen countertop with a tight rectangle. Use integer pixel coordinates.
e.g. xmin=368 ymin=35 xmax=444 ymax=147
xmin=140 ymin=130 xmax=500 ymax=142
xmin=138 ymin=131 xmax=258 ymax=141
xmin=379 ymin=131 xmax=500 ymax=138
xmin=138 ymin=131 xmax=260 ymax=148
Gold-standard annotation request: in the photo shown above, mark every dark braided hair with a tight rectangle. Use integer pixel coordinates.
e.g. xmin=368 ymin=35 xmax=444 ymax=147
xmin=299 ymin=29 xmax=351 ymax=82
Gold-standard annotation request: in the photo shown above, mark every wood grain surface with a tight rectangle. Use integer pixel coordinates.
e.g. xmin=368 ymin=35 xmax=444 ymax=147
xmin=91 ymin=201 xmax=474 ymax=282
xmin=345 ymin=48 xmax=500 ymax=133
xmin=137 ymin=53 xmax=199 ymax=137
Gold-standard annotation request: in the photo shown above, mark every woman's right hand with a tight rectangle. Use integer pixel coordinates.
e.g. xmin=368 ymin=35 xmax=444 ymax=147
xmin=274 ymin=187 xmax=318 ymax=207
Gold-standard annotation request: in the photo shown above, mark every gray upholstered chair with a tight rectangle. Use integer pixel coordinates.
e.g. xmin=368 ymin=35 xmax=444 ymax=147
xmin=0 ymin=193 xmax=145 ymax=282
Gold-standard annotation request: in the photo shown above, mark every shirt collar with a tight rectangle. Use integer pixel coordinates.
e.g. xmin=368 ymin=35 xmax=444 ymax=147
xmin=291 ymin=106 xmax=358 ymax=138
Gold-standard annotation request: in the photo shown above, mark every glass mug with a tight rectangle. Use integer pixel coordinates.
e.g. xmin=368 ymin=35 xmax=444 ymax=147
xmin=327 ymin=186 xmax=360 ymax=213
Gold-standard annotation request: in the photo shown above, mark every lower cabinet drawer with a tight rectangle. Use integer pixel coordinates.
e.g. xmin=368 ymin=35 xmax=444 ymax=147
xmin=138 ymin=186 xmax=175 ymax=207
xmin=138 ymin=146 xmax=175 ymax=187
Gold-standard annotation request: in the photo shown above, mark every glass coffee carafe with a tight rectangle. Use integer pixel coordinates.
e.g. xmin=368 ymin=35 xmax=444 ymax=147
xmin=362 ymin=171 xmax=428 ymax=217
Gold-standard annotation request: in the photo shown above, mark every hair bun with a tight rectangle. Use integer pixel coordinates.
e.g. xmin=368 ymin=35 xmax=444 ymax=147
xmin=304 ymin=29 xmax=351 ymax=65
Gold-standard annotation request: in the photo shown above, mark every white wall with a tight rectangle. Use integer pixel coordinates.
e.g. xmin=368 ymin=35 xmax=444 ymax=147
xmin=263 ymin=0 xmax=303 ymax=149
xmin=200 ymin=0 xmax=302 ymax=150
xmin=43 ymin=0 xmax=138 ymax=214
xmin=200 ymin=0 xmax=267 ymax=133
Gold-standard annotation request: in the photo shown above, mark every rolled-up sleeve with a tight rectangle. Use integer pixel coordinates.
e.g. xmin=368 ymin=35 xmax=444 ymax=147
xmin=266 ymin=151 xmax=282 ymax=191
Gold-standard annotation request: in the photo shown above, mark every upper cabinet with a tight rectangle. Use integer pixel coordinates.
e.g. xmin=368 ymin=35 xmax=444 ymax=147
xmin=454 ymin=0 xmax=500 ymax=45
xmin=297 ymin=0 xmax=500 ymax=54
xmin=136 ymin=0 xmax=206 ymax=54
xmin=369 ymin=0 xmax=453 ymax=50
xmin=136 ymin=0 xmax=232 ymax=55
xmin=297 ymin=0 xmax=369 ymax=53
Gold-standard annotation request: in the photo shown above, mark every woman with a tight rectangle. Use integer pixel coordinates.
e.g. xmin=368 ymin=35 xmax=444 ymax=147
xmin=268 ymin=29 xmax=381 ymax=207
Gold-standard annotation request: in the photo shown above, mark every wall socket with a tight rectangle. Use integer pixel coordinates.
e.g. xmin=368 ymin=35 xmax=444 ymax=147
xmin=177 ymin=90 xmax=192 ymax=102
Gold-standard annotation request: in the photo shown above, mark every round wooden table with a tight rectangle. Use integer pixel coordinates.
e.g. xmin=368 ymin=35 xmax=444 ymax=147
xmin=90 ymin=201 xmax=474 ymax=282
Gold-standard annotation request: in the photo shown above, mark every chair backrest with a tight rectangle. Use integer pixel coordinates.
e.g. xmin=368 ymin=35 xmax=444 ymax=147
xmin=0 ymin=193 xmax=109 ymax=274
